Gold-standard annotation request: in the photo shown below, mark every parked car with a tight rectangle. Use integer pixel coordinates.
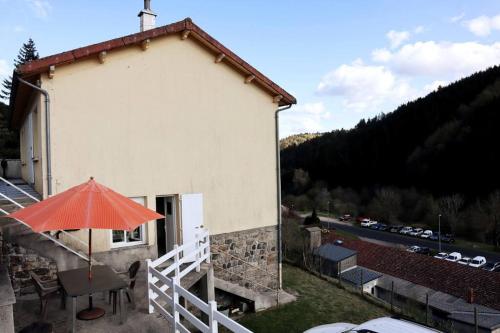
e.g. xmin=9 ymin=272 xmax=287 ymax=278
xmin=389 ymin=225 xmax=403 ymax=233
xmin=457 ymin=257 xmax=471 ymax=265
xmin=304 ymin=317 xmax=443 ymax=333
xmin=429 ymin=233 xmax=440 ymax=241
xmin=409 ymin=228 xmax=423 ymax=237
xmin=361 ymin=219 xmax=377 ymax=227
xmin=434 ymin=252 xmax=448 ymax=259
xmin=339 ymin=214 xmax=351 ymax=221
xmin=469 ymin=256 xmax=486 ymax=268
xmin=415 ymin=247 xmax=431 ymax=255
xmin=445 ymin=252 xmax=462 ymax=262
xmin=406 ymin=245 xmax=421 ymax=253
xmin=370 ymin=223 xmax=381 ymax=230
xmin=378 ymin=224 xmax=389 ymax=231
xmin=482 ymin=262 xmax=500 ymax=272
xmin=441 ymin=233 xmax=455 ymax=243
xmin=400 ymin=226 xmax=413 ymax=235
xmin=420 ymin=230 xmax=433 ymax=239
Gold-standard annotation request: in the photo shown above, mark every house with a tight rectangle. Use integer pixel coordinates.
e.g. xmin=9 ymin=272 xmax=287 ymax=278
xmin=5 ymin=1 xmax=296 ymax=303
xmin=313 ymin=243 xmax=381 ymax=293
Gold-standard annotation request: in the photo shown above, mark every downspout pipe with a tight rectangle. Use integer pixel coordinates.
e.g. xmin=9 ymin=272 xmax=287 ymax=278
xmin=16 ymin=77 xmax=52 ymax=196
xmin=275 ymin=103 xmax=292 ymax=291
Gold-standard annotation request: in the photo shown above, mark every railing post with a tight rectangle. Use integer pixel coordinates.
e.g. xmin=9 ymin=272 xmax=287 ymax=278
xmin=208 ymin=300 xmax=218 ymax=333
xmin=172 ymin=279 xmax=180 ymax=333
xmin=195 ymin=231 xmax=201 ymax=272
xmin=146 ymin=259 xmax=154 ymax=314
xmin=205 ymin=231 xmax=211 ymax=264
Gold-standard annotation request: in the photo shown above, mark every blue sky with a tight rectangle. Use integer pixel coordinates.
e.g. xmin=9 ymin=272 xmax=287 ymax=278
xmin=1 ymin=1 xmax=500 ymax=137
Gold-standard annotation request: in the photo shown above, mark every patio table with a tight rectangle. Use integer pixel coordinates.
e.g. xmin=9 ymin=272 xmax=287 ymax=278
xmin=57 ymin=265 xmax=128 ymax=333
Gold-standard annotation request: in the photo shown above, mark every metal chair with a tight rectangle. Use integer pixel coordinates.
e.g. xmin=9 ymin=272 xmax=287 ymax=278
xmin=109 ymin=261 xmax=141 ymax=313
xmin=30 ymin=272 xmax=64 ymax=320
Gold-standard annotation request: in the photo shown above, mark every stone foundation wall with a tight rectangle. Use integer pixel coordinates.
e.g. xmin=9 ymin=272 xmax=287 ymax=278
xmin=0 ymin=235 xmax=57 ymax=294
xmin=210 ymin=225 xmax=278 ymax=292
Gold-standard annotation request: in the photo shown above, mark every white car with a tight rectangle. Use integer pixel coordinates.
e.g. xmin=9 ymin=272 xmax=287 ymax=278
xmin=457 ymin=257 xmax=471 ymax=265
xmin=469 ymin=256 xmax=486 ymax=268
xmin=445 ymin=252 xmax=462 ymax=262
xmin=399 ymin=226 xmax=413 ymax=235
xmin=434 ymin=252 xmax=448 ymax=259
xmin=361 ymin=219 xmax=377 ymax=227
xmin=409 ymin=228 xmax=423 ymax=237
xmin=304 ymin=317 xmax=443 ymax=333
xmin=420 ymin=230 xmax=433 ymax=239
xmin=406 ymin=245 xmax=421 ymax=253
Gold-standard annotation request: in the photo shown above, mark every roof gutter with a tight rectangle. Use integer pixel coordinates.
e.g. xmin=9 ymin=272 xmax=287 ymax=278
xmin=275 ymin=103 xmax=292 ymax=293
xmin=16 ymin=77 xmax=52 ymax=196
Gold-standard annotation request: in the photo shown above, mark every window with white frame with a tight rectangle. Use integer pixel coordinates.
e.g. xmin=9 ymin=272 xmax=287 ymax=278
xmin=111 ymin=196 xmax=147 ymax=247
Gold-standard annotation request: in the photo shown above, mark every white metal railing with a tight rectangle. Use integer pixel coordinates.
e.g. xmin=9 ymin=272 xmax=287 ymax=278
xmin=147 ymin=229 xmax=252 ymax=333
xmin=0 ymin=178 xmax=89 ymax=261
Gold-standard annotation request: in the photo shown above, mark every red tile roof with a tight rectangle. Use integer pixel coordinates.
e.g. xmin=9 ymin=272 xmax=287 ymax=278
xmin=324 ymin=235 xmax=500 ymax=311
xmin=16 ymin=18 xmax=296 ymax=106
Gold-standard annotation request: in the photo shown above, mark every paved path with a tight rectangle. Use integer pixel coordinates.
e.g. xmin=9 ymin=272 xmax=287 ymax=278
xmin=303 ymin=214 xmax=500 ymax=263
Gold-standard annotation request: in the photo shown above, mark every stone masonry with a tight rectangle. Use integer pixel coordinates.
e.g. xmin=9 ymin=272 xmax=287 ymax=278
xmin=1 ymin=233 xmax=57 ymax=294
xmin=210 ymin=225 xmax=278 ymax=292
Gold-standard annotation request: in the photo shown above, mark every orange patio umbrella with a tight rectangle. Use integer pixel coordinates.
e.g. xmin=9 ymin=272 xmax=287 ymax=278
xmin=8 ymin=177 xmax=164 ymax=318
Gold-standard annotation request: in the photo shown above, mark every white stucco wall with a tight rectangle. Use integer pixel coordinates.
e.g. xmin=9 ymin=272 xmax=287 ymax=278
xmin=30 ymin=34 xmax=280 ymax=252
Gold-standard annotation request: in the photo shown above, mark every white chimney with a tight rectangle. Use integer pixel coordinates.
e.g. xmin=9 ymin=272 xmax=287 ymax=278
xmin=138 ymin=0 xmax=157 ymax=32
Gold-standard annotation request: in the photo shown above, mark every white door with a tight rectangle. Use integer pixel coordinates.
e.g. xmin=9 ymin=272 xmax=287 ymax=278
xmin=181 ymin=193 xmax=203 ymax=261
xmin=22 ymin=113 xmax=34 ymax=184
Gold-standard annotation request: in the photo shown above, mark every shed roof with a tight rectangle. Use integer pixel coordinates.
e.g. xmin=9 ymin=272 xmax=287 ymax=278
xmin=315 ymin=244 xmax=357 ymax=262
xmin=340 ymin=266 xmax=381 ymax=286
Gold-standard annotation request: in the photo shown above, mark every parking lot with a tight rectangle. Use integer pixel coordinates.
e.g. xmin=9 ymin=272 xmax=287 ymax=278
xmin=319 ymin=216 xmax=500 ymax=264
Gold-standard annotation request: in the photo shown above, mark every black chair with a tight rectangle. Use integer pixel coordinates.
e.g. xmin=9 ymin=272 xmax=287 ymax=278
xmin=109 ymin=261 xmax=141 ymax=314
xmin=30 ymin=272 xmax=64 ymax=320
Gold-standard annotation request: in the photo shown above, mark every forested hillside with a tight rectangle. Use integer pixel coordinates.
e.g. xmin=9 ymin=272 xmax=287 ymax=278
xmin=281 ymin=66 xmax=500 ymax=246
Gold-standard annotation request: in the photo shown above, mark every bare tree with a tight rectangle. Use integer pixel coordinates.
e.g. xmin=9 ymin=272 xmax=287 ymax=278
xmin=486 ymin=191 xmax=500 ymax=248
xmin=439 ymin=194 xmax=464 ymax=234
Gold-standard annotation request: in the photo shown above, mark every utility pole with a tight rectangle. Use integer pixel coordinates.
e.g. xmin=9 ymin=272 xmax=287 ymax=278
xmin=438 ymin=214 xmax=442 ymax=252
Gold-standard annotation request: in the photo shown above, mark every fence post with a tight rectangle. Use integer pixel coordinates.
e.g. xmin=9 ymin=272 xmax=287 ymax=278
xmin=208 ymin=300 xmax=218 ymax=333
xmin=360 ymin=269 xmax=364 ymax=296
xmin=337 ymin=261 xmax=342 ymax=287
xmin=390 ymin=281 xmax=394 ymax=312
xmin=425 ymin=293 xmax=429 ymax=325
xmin=474 ymin=307 xmax=478 ymax=333
xmin=146 ymin=259 xmax=154 ymax=314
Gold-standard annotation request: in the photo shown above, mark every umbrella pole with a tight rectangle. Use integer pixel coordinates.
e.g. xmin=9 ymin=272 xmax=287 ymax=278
xmin=77 ymin=228 xmax=105 ymax=320
xmin=88 ymin=228 xmax=92 ymax=309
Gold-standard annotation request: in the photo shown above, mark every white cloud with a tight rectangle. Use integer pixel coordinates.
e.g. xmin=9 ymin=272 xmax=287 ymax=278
xmin=280 ymin=102 xmax=331 ymax=137
xmin=372 ymin=41 xmax=500 ymax=79
xmin=317 ymin=60 xmax=416 ymax=114
xmin=465 ymin=14 xmax=500 ymax=37
xmin=450 ymin=12 xmax=465 ymax=23
xmin=414 ymin=26 xmax=425 ymax=34
xmin=423 ymin=80 xmax=448 ymax=93
xmin=386 ymin=30 xmax=410 ymax=49
xmin=26 ymin=0 xmax=51 ymax=18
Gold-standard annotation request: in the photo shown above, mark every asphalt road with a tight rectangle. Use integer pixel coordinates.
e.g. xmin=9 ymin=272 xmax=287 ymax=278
xmin=318 ymin=216 xmax=500 ymax=263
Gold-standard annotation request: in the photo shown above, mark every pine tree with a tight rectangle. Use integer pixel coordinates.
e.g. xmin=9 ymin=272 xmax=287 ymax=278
xmin=0 ymin=38 xmax=39 ymax=100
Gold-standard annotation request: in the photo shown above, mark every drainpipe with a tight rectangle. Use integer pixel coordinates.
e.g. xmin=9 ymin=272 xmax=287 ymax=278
xmin=16 ymin=77 xmax=52 ymax=196
xmin=275 ymin=104 xmax=292 ymax=291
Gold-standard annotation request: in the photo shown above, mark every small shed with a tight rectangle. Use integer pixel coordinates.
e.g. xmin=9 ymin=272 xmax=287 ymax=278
xmin=314 ymin=244 xmax=357 ymax=277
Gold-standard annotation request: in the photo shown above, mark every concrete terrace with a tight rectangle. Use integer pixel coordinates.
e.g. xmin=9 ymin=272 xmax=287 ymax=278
xmin=13 ymin=273 xmax=173 ymax=333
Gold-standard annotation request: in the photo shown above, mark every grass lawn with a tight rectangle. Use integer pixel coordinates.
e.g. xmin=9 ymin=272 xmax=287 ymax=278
xmin=237 ymin=265 xmax=389 ymax=333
